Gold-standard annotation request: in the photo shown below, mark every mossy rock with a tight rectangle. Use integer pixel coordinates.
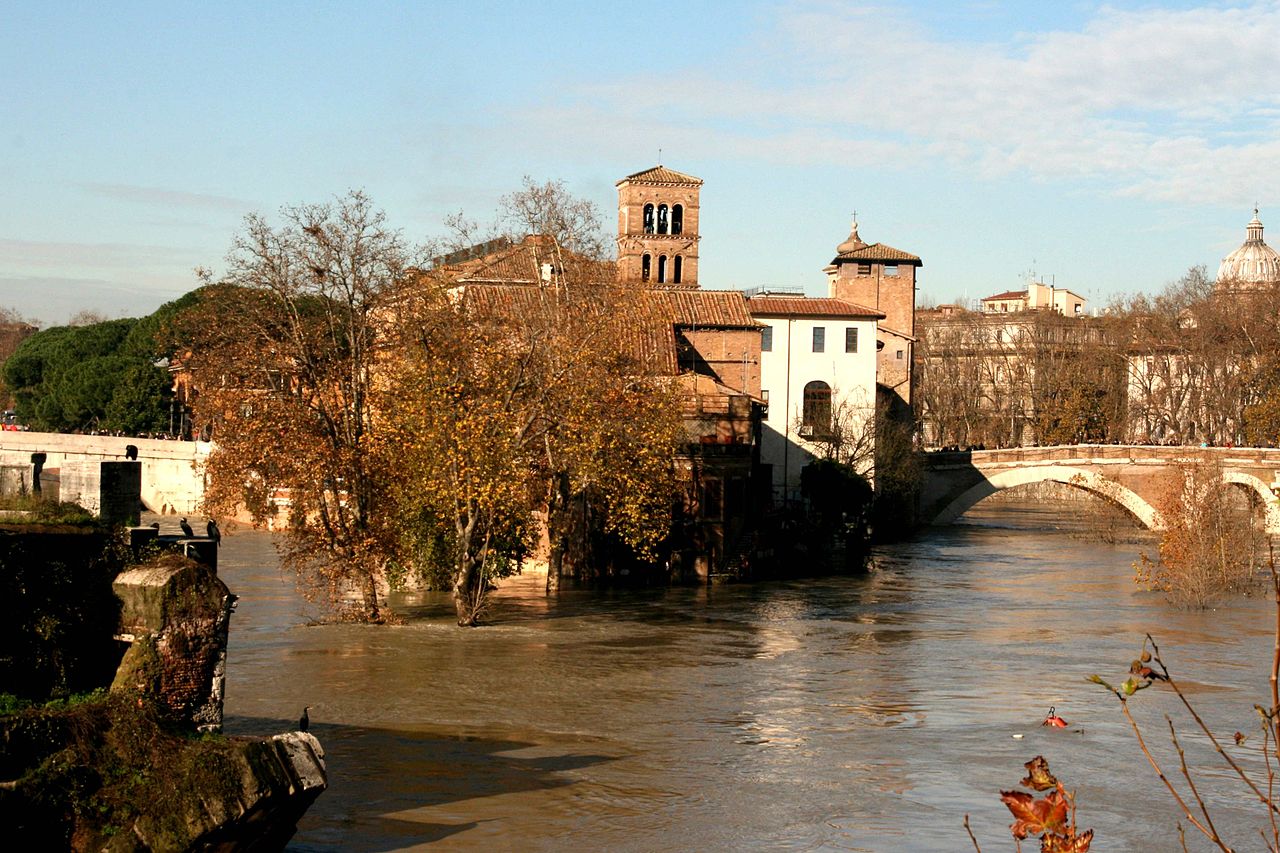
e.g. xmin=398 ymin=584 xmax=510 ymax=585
xmin=0 ymin=693 xmax=326 ymax=850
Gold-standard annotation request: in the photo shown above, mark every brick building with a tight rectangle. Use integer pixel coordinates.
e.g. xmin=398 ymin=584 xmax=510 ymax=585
xmin=823 ymin=221 xmax=922 ymax=408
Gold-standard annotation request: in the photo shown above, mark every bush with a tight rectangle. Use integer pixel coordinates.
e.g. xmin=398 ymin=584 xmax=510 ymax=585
xmin=1135 ymin=459 xmax=1264 ymax=606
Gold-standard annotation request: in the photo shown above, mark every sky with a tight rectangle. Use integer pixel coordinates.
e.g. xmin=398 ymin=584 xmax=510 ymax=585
xmin=3 ymin=0 xmax=1279 ymax=325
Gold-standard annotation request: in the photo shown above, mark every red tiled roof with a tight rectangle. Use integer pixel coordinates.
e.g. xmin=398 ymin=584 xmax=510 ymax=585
xmin=833 ymin=243 xmax=921 ymax=264
xmin=616 ymin=165 xmax=703 ymax=186
xmin=656 ymin=290 xmax=759 ymax=328
xmin=982 ymin=289 xmax=1027 ymax=302
xmin=746 ymin=295 xmax=885 ymax=320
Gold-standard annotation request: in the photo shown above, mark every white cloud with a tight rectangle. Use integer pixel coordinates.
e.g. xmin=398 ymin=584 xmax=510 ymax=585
xmin=549 ymin=1 xmax=1280 ymax=206
xmin=79 ymin=182 xmax=252 ymax=213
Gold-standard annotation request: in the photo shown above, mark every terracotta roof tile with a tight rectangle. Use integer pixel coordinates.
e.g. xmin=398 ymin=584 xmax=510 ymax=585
xmin=833 ymin=242 xmax=921 ymax=264
xmin=655 ymin=290 xmax=759 ymax=328
xmin=746 ymin=295 xmax=885 ymax=319
xmin=982 ymin=289 xmax=1027 ymax=301
xmin=616 ymin=165 xmax=703 ymax=186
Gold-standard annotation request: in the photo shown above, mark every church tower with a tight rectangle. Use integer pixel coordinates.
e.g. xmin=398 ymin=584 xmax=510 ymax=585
xmin=825 ymin=218 xmax=922 ymax=408
xmin=616 ymin=166 xmax=702 ymax=289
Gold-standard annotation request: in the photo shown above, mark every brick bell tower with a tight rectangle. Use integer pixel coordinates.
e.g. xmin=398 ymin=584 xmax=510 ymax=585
xmin=616 ymin=165 xmax=702 ymax=289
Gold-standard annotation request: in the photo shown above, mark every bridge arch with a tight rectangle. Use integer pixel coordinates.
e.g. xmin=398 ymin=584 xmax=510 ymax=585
xmin=1221 ymin=472 xmax=1280 ymax=532
xmin=930 ymin=465 xmax=1164 ymax=530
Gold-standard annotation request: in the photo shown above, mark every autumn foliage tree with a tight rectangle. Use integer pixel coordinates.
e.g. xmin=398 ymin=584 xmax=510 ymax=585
xmin=380 ymin=266 xmax=684 ymax=625
xmin=179 ymin=191 xmax=415 ymax=622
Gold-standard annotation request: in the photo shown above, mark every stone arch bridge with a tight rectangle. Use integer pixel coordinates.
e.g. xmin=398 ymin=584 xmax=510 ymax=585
xmin=921 ymin=445 xmax=1280 ymax=533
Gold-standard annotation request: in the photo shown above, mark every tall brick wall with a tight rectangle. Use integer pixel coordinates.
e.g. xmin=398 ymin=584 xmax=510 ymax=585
xmin=831 ymin=264 xmax=917 ymax=336
xmin=677 ymin=328 xmax=762 ymax=397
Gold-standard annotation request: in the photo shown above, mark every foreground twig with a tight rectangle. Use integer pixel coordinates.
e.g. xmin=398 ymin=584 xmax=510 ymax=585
xmin=963 ymin=814 xmax=981 ymax=852
xmin=1150 ymin=635 xmax=1280 ymax=818
xmin=1168 ymin=716 xmax=1222 ymax=843
xmin=1115 ymin=696 xmax=1224 ymax=848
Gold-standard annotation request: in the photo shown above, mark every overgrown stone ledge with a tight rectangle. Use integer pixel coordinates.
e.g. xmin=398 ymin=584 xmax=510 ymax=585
xmin=0 ymin=524 xmax=327 ymax=850
xmin=0 ymin=696 xmax=327 ymax=850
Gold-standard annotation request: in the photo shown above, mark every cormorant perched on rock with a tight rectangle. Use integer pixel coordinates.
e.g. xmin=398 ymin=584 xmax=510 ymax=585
xmin=299 ymin=706 xmax=312 ymax=732
xmin=207 ymin=518 xmax=221 ymax=547
xmin=179 ymin=517 xmax=194 ymax=537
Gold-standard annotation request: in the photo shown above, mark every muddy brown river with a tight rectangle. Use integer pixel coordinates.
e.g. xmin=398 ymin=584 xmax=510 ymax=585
xmin=219 ymin=500 xmax=1278 ymax=851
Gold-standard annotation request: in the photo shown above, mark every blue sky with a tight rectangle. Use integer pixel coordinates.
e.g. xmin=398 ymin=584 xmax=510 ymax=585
xmin=3 ymin=0 xmax=1278 ymax=324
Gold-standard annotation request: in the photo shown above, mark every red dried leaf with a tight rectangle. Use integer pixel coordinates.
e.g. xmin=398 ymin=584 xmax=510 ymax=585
xmin=1001 ymin=789 xmax=1069 ymax=840
xmin=1020 ymin=756 xmax=1059 ymax=791
xmin=1043 ymin=828 xmax=1093 ymax=853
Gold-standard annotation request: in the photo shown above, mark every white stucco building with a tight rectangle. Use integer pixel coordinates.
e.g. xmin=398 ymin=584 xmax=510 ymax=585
xmin=980 ymin=280 xmax=1086 ymax=316
xmin=745 ymin=291 xmax=883 ymax=502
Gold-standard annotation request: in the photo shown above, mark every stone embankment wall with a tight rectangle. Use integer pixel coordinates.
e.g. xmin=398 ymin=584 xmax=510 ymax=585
xmin=0 ymin=431 xmax=209 ymax=515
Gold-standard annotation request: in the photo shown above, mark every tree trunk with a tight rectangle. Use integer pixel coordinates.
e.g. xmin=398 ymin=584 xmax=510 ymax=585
xmin=545 ymin=472 xmax=570 ymax=594
xmin=364 ymin=568 xmax=382 ymax=623
xmin=453 ymin=556 xmax=482 ymax=627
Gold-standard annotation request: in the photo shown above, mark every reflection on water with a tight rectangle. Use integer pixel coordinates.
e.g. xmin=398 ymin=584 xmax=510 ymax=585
xmin=220 ymin=501 xmax=1276 ymax=851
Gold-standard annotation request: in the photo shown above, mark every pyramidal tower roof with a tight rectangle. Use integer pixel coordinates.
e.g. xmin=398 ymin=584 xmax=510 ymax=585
xmin=616 ymin=165 xmax=703 ymax=186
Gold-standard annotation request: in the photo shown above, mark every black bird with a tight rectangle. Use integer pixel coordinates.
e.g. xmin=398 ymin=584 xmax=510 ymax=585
xmin=207 ymin=518 xmax=222 ymax=547
xmin=179 ymin=517 xmax=194 ymax=538
xmin=149 ymin=522 xmax=160 ymax=530
xmin=299 ymin=705 xmax=312 ymax=732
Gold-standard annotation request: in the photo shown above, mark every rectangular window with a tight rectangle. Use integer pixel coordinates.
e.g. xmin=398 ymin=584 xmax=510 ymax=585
xmin=845 ymin=327 xmax=858 ymax=353
xmin=857 ymin=262 xmax=872 ymax=275
xmin=812 ymin=326 xmax=825 ymax=353
xmin=896 ymin=349 xmax=904 ymax=360
xmin=884 ymin=264 xmax=899 ymax=276
xmin=761 ymin=325 xmax=773 ymax=352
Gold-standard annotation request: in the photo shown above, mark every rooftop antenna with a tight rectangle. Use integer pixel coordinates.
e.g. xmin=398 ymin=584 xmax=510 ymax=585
xmin=658 ymin=147 xmax=662 ymax=165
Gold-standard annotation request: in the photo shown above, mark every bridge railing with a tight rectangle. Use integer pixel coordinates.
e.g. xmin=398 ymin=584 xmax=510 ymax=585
xmin=924 ymin=444 xmax=1280 ymax=468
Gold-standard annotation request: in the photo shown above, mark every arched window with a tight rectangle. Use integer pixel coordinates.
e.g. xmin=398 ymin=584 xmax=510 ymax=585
xmin=657 ymin=204 xmax=669 ymax=234
xmin=658 ymin=255 xmax=667 ymax=283
xmin=672 ymin=204 xmax=683 ymax=235
xmin=643 ymin=204 xmax=655 ymax=234
xmin=642 ymin=254 xmax=651 ymax=281
xmin=802 ymin=381 xmax=832 ymax=435
xmin=673 ymin=255 xmax=682 ymax=284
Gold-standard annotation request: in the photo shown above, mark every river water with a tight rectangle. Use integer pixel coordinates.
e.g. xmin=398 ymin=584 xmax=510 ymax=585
xmin=220 ymin=500 xmax=1279 ymax=851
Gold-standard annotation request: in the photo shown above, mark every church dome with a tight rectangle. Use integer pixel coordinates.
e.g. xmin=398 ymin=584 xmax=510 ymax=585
xmin=1217 ymin=210 xmax=1280 ymax=290
xmin=836 ymin=219 xmax=867 ymax=255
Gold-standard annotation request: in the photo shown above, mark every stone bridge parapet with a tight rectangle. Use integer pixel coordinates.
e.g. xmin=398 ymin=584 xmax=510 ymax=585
xmin=921 ymin=444 xmax=1280 ymax=532
xmin=0 ymin=431 xmax=210 ymax=515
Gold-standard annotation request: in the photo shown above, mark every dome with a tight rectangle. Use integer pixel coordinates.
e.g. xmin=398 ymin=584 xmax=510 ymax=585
xmin=1217 ymin=209 xmax=1280 ymax=290
xmin=836 ymin=219 xmax=867 ymax=255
